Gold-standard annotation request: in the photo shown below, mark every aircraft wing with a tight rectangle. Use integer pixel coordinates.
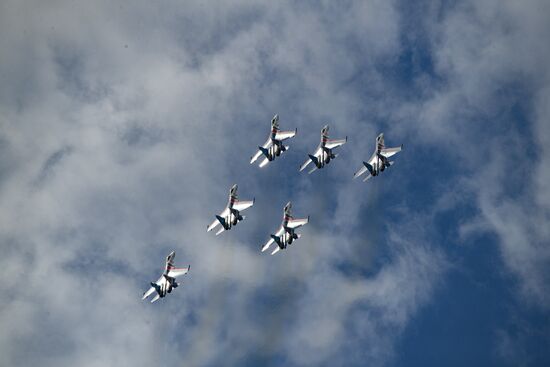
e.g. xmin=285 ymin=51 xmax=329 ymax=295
xmin=325 ymin=137 xmax=347 ymax=149
xmin=354 ymin=152 xmax=376 ymax=179
xmin=207 ymin=207 xmax=229 ymax=232
xmin=233 ymin=199 xmax=254 ymax=212
xmin=261 ymin=226 xmax=284 ymax=252
xmin=250 ymin=139 xmax=272 ymax=164
xmin=167 ymin=265 xmax=190 ymax=278
xmin=380 ymin=144 xmax=402 ymax=158
xmin=142 ymin=275 xmax=164 ymax=300
xmin=300 ymin=147 xmax=321 ymax=172
xmin=287 ymin=216 xmax=309 ymax=229
xmin=142 ymin=286 xmax=156 ymax=300
xmin=353 ymin=165 xmax=369 ymax=179
xmin=261 ymin=237 xmax=275 ymax=252
xmin=274 ymin=129 xmax=296 ymax=141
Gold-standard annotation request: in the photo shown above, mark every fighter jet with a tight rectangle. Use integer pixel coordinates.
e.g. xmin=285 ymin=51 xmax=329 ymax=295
xmin=250 ymin=114 xmax=297 ymax=168
xmin=142 ymin=251 xmax=190 ymax=303
xmin=207 ymin=184 xmax=254 ymax=235
xmin=353 ymin=133 xmax=403 ymax=182
xmin=261 ymin=202 xmax=309 ymax=255
xmin=300 ymin=125 xmax=347 ymax=174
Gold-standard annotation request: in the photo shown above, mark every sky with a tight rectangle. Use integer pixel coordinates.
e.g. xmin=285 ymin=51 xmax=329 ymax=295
xmin=0 ymin=0 xmax=549 ymax=366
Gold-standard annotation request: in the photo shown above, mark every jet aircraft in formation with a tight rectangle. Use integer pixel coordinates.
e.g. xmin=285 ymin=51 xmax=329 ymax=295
xmin=353 ymin=133 xmax=403 ymax=182
xmin=143 ymin=114 xmax=403 ymax=302
xmin=300 ymin=125 xmax=347 ymax=174
xmin=142 ymin=251 xmax=190 ymax=303
xmin=261 ymin=201 xmax=309 ymax=255
xmin=250 ymin=114 xmax=297 ymax=168
xmin=207 ymin=184 xmax=255 ymax=235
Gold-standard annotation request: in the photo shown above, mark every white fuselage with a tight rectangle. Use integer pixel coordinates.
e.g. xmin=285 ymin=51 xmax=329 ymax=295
xmin=157 ymin=274 xmax=177 ymax=297
xmin=316 ymin=133 xmax=334 ymax=167
xmin=222 ymin=193 xmax=240 ymax=229
xmin=279 ymin=212 xmax=296 ymax=247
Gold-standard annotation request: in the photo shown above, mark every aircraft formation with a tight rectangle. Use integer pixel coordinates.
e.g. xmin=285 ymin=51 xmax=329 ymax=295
xmin=143 ymin=114 xmax=403 ymax=302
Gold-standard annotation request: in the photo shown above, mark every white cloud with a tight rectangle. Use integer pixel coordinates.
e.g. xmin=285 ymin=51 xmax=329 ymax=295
xmin=1 ymin=0 xmax=548 ymax=366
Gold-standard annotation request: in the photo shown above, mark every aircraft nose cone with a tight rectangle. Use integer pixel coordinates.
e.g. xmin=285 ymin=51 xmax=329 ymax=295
xmin=167 ymin=251 xmax=175 ymax=262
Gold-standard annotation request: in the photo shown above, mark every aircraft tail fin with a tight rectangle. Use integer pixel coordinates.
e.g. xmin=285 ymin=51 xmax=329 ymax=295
xmin=363 ymin=161 xmax=375 ymax=175
xmin=259 ymin=146 xmax=270 ymax=158
xmin=308 ymin=154 xmax=319 ymax=166
xmin=215 ymin=215 xmax=226 ymax=227
xmin=270 ymin=234 xmax=282 ymax=247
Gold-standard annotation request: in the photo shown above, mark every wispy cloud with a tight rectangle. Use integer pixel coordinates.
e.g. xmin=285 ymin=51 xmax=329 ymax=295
xmin=1 ymin=0 xmax=548 ymax=366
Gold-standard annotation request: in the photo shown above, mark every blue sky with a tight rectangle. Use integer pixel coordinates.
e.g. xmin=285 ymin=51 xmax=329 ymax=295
xmin=0 ymin=1 xmax=549 ymax=366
